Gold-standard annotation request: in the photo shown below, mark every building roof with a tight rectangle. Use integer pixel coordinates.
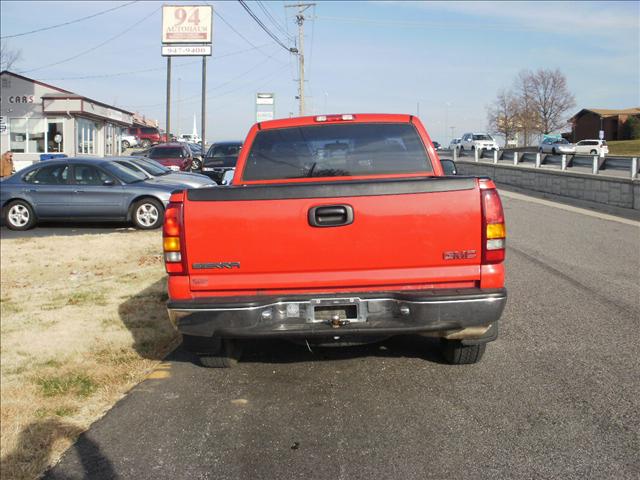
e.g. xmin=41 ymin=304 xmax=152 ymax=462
xmin=570 ymin=107 xmax=640 ymax=121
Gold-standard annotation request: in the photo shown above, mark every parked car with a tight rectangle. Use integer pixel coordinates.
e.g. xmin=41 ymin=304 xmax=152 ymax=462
xmin=449 ymin=138 xmax=461 ymax=150
xmin=146 ymin=143 xmax=194 ymax=171
xmin=165 ymin=114 xmax=507 ymax=368
xmin=459 ymin=133 xmax=499 ymax=152
xmin=575 ymin=139 xmax=608 ymax=156
xmin=1 ymin=158 xmax=179 ymax=230
xmin=112 ymin=157 xmax=216 ymax=188
xmin=121 ymin=134 xmax=140 ymax=150
xmin=432 ymin=141 xmax=441 ymax=150
xmin=177 ymin=134 xmax=201 ymax=144
xmin=539 ymin=138 xmax=576 ymax=155
xmin=187 ymin=142 xmax=204 ymax=170
xmin=202 ymin=141 xmax=242 ymax=183
xmin=126 ymin=127 xmax=168 ymax=148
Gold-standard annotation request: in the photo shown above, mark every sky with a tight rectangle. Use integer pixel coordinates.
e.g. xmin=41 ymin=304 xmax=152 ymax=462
xmin=1 ymin=0 xmax=638 ymax=144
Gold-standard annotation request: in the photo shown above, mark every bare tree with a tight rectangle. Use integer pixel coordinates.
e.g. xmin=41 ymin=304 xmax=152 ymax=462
xmin=0 ymin=42 xmax=22 ymax=71
xmin=487 ymin=89 xmax=520 ymax=145
xmin=518 ymin=69 xmax=576 ymax=135
xmin=513 ymin=71 xmax=538 ymax=146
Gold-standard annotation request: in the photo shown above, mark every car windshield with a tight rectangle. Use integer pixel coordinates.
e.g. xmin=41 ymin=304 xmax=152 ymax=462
xmin=130 ymin=157 xmax=169 ymax=176
xmin=473 ymin=134 xmax=492 ymax=141
xmin=556 ymin=139 xmax=570 ymax=144
xmin=149 ymin=147 xmax=182 ymax=159
xmin=243 ymin=122 xmax=432 ymax=181
xmin=102 ymin=162 xmax=148 ymax=184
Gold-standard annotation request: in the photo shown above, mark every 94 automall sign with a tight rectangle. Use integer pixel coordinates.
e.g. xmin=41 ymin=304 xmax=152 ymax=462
xmin=162 ymin=5 xmax=213 ymax=44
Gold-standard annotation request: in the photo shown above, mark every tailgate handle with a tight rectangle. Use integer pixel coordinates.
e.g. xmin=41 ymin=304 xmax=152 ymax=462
xmin=309 ymin=205 xmax=354 ymax=227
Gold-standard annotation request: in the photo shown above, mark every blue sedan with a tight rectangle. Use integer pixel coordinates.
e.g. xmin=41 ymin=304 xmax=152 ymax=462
xmin=0 ymin=157 xmax=185 ymax=230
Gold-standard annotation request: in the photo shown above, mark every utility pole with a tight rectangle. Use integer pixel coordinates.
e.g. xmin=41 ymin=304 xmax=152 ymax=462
xmin=177 ymin=77 xmax=181 ymax=137
xmin=286 ymin=3 xmax=315 ymax=116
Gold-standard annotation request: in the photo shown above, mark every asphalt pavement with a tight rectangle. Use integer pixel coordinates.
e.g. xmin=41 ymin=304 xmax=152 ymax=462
xmin=43 ymin=191 xmax=640 ymax=479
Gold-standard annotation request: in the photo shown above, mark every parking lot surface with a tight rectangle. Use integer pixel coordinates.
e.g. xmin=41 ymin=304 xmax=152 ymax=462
xmin=44 ymin=192 xmax=640 ymax=479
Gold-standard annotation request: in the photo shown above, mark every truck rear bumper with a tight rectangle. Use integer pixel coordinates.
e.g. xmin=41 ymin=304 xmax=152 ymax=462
xmin=167 ymin=288 xmax=506 ymax=342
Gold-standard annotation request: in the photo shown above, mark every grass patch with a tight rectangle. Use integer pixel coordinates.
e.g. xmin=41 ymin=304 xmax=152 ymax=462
xmin=607 ymin=139 xmax=640 ymax=156
xmin=34 ymin=405 xmax=79 ymax=419
xmin=67 ymin=290 xmax=108 ymax=306
xmin=35 ymin=373 xmax=98 ymax=398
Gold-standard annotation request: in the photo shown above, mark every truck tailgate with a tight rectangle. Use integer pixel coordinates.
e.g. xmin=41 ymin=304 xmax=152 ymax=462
xmin=183 ymin=178 xmax=482 ymax=293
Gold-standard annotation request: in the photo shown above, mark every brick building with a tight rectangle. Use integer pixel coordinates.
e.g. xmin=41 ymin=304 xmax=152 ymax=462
xmin=569 ymin=107 xmax=640 ymax=142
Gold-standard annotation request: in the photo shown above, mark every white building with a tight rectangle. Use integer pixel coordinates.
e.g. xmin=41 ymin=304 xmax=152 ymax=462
xmin=0 ymin=70 xmax=143 ymax=171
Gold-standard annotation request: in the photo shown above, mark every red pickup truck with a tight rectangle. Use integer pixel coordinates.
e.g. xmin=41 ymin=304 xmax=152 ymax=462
xmin=164 ymin=114 xmax=507 ymax=367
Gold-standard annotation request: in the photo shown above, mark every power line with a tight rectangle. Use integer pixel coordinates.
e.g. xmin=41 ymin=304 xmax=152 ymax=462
xmin=237 ymin=0 xmax=297 ymax=53
xmin=38 ymin=44 xmax=274 ymax=81
xmin=21 ymin=7 xmax=160 ymax=74
xmin=0 ymin=1 xmax=139 ymax=39
xmin=256 ymin=1 xmax=293 ymax=41
xmin=212 ymin=5 xmax=287 ymax=64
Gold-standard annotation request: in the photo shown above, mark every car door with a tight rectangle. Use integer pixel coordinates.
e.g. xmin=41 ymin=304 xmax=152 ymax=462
xmin=21 ymin=163 xmax=75 ymax=218
xmin=68 ymin=163 xmax=126 ymax=219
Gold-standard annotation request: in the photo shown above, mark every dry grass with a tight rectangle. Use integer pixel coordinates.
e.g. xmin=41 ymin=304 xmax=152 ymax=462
xmin=607 ymin=139 xmax=640 ymax=156
xmin=0 ymin=230 xmax=179 ymax=480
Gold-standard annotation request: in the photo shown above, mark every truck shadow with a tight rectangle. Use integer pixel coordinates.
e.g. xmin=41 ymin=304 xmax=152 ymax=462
xmin=0 ymin=418 xmax=116 ymax=480
xmin=226 ymin=336 xmax=449 ymax=366
xmin=117 ymin=278 xmax=179 ymax=360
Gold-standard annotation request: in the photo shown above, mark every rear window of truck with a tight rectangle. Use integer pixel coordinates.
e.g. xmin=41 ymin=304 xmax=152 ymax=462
xmin=243 ymin=123 xmax=432 ymax=180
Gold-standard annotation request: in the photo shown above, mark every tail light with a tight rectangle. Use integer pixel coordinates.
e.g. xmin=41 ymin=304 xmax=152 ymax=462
xmin=163 ymin=194 xmax=186 ymax=274
xmin=480 ymin=180 xmax=506 ymax=264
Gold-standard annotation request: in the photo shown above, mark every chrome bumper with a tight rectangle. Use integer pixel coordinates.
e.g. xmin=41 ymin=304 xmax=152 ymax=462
xmin=167 ymin=288 xmax=507 ymax=341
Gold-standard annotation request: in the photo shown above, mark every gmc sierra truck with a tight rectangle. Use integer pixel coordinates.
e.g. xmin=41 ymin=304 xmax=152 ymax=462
xmin=164 ymin=114 xmax=507 ymax=368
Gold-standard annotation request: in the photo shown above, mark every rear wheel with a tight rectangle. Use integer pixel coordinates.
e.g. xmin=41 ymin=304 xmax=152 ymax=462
xmin=191 ymin=158 xmax=202 ymax=171
xmin=552 ymin=147 xmax=557 ymax=155
xmin=122 ymin=140 xmax=130 ymax=149
xmin=198 ymin=338 xmax=242 ymax=368
xmin=590 ymin=149 xmax=597 ymax=155
xmin=141 ymin=139 xmax=152 ymax=148
xmin=4 ymin=200 xmax=36 ymax=230
xmin=441 ymin=340 xmax=486 ymax=365
xmin=131 ymin=198 xmax=163 ymax=230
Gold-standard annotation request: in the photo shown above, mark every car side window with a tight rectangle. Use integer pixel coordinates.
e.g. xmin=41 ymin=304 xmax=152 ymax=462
xmin=72 ymin=165 xmax=114 ymax=185
xmin=23 ymin=164 xmax=70 ymax=185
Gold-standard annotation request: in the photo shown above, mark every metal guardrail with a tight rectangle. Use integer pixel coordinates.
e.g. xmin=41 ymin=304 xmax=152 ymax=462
xmin=443 ymin=148 xmax=639 ymax=179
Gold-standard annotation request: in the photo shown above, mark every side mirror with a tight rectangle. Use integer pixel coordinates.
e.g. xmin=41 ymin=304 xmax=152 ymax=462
xmin=103 ymin=179 xmax=115 ymax=186
xmin=440 ymin=159 xmax=458 ymax=176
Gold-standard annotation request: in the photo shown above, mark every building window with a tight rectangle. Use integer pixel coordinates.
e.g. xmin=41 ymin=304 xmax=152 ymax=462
xmin=105 ymin=123 xmax=116 ymax=156
xmin=48 ymin=120 xmax=64 ymax=152
xmin=9 ymin=118 xmax=27 ymax=152
xmin=9 ymin=118 xmax=50 ymax=153
xmin=77 ymin=118 xmax=98 ymax=155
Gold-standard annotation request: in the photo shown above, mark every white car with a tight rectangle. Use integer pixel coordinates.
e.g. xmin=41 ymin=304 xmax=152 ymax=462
xmin=575 ymin=139 xmax=608 ymax=156
xmin=121 ymin=134 xmax=140 ymax=150
xmin=459 ymin=133 xmax=499 ymax=152
xmin=449 ymin=138 xmax=461 ymax=150
xmin=539 ymin=138 xmax=576 ymax=155
xmin=177 ymin=134 xmax=201 ymax=144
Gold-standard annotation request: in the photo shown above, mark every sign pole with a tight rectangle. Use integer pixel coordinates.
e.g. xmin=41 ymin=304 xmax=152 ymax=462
xmin=166 ymin=56 xmax=172 ymax=140
xmin=201 ymin=56 xmax=206 ymax=149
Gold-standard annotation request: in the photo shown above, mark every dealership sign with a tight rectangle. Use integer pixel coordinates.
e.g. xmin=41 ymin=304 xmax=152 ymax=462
xmin=162 ymin=45 xmax=212 ymax=56
xmin=162 ymin=5 xmax=213 ymax=44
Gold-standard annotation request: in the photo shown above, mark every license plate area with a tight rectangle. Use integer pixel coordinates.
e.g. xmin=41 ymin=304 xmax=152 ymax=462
xmin=309 ymin=298 xmax=365 ymax=324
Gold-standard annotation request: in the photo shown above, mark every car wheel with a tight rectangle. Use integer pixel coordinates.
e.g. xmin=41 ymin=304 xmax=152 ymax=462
xmin=590 ymin=149 xmax=597 ymax=155
xmin=538 ymin=147 xmax=543 ymax=153
xmin=131 ymin=198 xmax=164 ymax=230
xmin=122 ymin=140 xmax=130 ymax=150
xmin=441 ymin=340 xmax=486 ymax=365
xmin=459 ymin=146 xmax=464 ymax=152
xmin=191 ymin=158 xmax=202 ymax=171
xmin=198 ymin=338 xmax=242 ymax=368
xmin=552 ymin=148 xmax=557 ymax=155
xmin=4 ymin=200 xmax=36 ymax=231
xmin=471 ymin=145 xmax=475 ymax=151
xmin=141 ymin=139 xmax=152 ymax=148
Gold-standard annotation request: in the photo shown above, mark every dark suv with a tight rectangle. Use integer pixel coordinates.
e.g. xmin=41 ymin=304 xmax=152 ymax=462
xmin=127 ymin=127 xmax=168 ymax=148
xmin=202 ymin=141 xmax=242 ymax=183
xmin=146 ymin=143 xmax=194 ymax=171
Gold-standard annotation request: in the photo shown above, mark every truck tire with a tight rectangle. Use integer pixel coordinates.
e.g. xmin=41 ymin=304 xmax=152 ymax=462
xmin=441 ymin=340 xmax=486 ymax=365
xmin=198 ymin=339 xmax=241 ymax=368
